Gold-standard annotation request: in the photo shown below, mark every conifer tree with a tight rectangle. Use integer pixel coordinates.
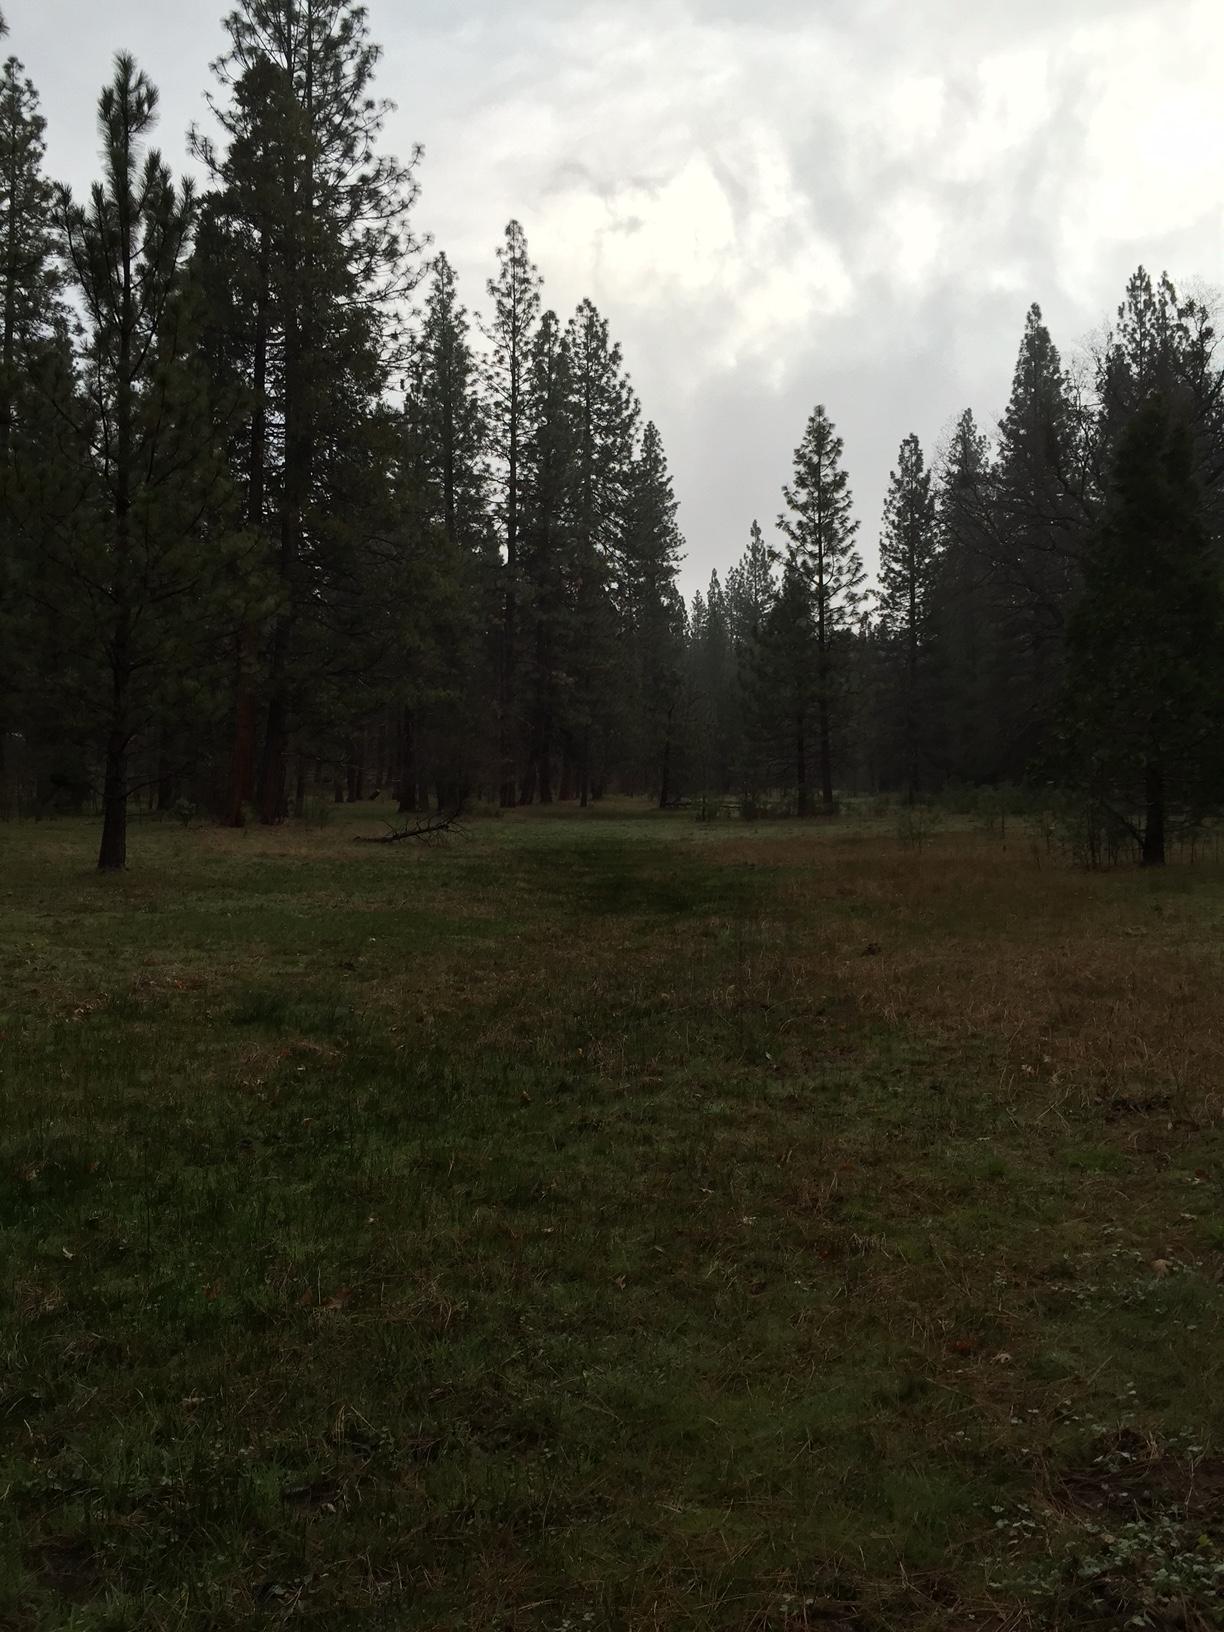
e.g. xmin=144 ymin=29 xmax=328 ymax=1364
xmin=878 ymin=432 xmax=938 ymax=797
xmin=620 ymin=420 xmax=685 ymax=801
xmin=485 ymin=220 xmax=542 ymax=805
xmin=563 ymin=298 xmax=636 ymax=803
xmin=991 ymin=305 xmax=1082 ymax=774
xmin=519 ymin=309 xmax=573 ymax=803
xmin=0 ymin=50 xmax=63 ymax=815
xmin=1060 ymin=398 xmax=1224 ymax=865
xmin=196 ymin=0 xmax=422 ymax=822
xmin=779 ymin=404 xmax=864 ymax=809
xmin=755 ymin=557 xmax=818 ymax=814
xmin=55 ymin=56 xmax=229 ymax=870
xmin=726 ymin=519 xmax=778 ymax=805
xmin=932 ymin=407 xmax=997 ymax=782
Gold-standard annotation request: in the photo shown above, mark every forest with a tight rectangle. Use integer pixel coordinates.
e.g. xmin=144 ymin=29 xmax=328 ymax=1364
xmin=1 ymin=1 xmax=1221 ymax=870
xmin=6 ymin=5 xmax=1224 ymax=1631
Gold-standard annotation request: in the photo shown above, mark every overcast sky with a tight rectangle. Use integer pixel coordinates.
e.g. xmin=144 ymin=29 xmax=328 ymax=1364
xmin=11 ymin=0 xmax=1224 ymax=592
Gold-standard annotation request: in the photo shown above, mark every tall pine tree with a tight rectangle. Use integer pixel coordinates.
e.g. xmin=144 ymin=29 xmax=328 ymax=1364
xmin=779 ymin=405 xmax=864 ymax=809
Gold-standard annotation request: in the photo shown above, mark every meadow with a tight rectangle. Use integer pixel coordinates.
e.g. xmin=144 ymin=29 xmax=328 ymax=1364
xmin=2 ymin=803 xmax=1224 ymax=1631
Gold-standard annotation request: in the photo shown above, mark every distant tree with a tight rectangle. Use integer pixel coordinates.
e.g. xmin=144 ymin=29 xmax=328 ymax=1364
xmin=725 ymin=519 xmax=777 ymax=801
xmin=931 ymin=407 xmax=998 ymax=783
xmin=1059 ymin=397 xmax=1224 ymax=866
xmin=755 ymin=557 xmax=819 ymax=813
xmin=779 ymin=404 xmax=865 ymax=809
xmin=519 ymin=308 xmax=574 ymax=803
xmin=990 ymin=305 xmax=1084 ymax=774
xmin=485 ymin=220 xmax=542 ymax=806
xmin=54 ymin=56 xmax=230 ymax=870
xmin=563 ymin=298 xmax=637 ymax=803
xmin=878 ymin=432 xmax=938 ymax=798
xmin=619 ymin=420 xmax=685 ymax=802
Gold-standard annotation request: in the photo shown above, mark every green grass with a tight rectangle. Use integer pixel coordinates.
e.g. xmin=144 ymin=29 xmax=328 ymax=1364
xmin=3 ymin=803 xmax=1224 ymax=1629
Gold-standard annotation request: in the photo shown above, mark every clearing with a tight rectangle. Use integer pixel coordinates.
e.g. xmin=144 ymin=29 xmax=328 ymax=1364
xmin=2 ymin=805 xmax=1223 ymax=1630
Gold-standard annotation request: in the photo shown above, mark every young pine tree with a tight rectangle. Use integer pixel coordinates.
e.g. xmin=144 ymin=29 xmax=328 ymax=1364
xmin=779 ymin=405 xmax=864 ymax=809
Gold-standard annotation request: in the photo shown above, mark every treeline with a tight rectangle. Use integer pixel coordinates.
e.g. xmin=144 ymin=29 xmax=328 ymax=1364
xmin=0 ymin=1 xmax=687 ymax=867
xmin=689 ymin=278 xmax=1224 ymax=864
xmin=2 ymin=2 xmax=1222 ymax=868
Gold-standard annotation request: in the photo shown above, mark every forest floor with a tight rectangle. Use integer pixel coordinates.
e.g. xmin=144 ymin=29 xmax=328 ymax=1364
xmin=3 ymin=802 xmax=1224 ymax=1631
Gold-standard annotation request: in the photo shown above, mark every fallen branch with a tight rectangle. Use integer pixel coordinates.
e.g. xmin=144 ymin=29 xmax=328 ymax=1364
xmin=353 ymin=809 xmax=466 ymax=846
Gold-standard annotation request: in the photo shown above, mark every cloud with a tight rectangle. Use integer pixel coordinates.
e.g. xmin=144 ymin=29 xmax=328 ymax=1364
xmin=17 ymin=0 xmax=1224 ymax=589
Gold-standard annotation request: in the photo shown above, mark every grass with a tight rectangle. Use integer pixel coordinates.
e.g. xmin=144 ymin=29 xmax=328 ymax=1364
xmin=3 ymin=801 xmax=1224 ymax=1630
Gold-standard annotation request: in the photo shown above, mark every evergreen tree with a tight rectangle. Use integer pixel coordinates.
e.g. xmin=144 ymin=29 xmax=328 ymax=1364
xmin=563 ymin=298 xmax=636 ymax=803
xmin=990 ymin=304 xmax=1083 ymax=775
xmin=932 ymin=407 xmax=998 ymax=782
xmin=0 ymin=50 xmax=63 ymax=816
xmin=620 ymin=420 xmax=685 ymax=801
xmin=485 ymin=220 xmax=542 ymax=806
xmin=779 ymin=404 xmax=865 ymax=809
xmin=725 ymin=519 xmax=778 ymax=804
xmin=196 ymin=0 xmax=422 ymax=822
xmin=55 ymin=56 xmax=230 ymax=870
xmin=519 ymin=308 xmax=574 ymax=803
xmin=878 ymin=432 xmax=938 ymax=798
xmin=755 ymin=558 xmax=819 ymax=814
xmin=1060 ymin=397 xmax=1224 ymax=865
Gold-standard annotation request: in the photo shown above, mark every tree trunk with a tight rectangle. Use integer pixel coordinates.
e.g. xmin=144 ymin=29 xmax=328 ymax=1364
xmin=227 ymin=622 xmax=259 ymax=827
xmin=658 ymin=704 xmax=674 ymax=809
xmin=396 ymin=706 xmax=417 ymax=813
xmin=579 ymin=729 xmax=591 ymax=809
xmin=796 ymin=716 xmax=809 ymax=817
xmin=98 ymin=721 xmax=129 ymax=872
xmin=1142 ymin=761 xmax=1166 ymax=867
xmin=156 ymin=734 xmax=176 ymax=812
xmin=227 ymin=228 xmax=269 ymax=828
xmin=817 ymin=691 xmax=834 ymax=811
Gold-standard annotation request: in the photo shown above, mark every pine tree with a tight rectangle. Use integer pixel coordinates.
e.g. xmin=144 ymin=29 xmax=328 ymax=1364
xmin=1060 ymin=398 xmax=1224 ymax=865
xmin=409 ymin=254 xmax=486 ymax=549
xmin=519 ymin=309 xmax=573 ymax=803
xmin=485 ymin=220 xmax=542 ymax=806
xmin=755 ymin=558 xmax=818 ymax=814
xmin=196 ymin=0 xmax=422 ymax=823
xmin=0 ymin=50 xmax=63 ymax=816
xmin=620 ymin=420 xmax=685 ymax=802
xmin=991 ymin=305 xmax=1083 ymax=775
xmin=55 ymin=56 xmax=230 ymax=870
xmin=563 ymin=298 xmax=637 ymax=804
xmin=878 ymin=432 xmax=938 ymax=798
xmin=1097 ymin=268 xmax=1224 ymax=541
xmin=932 ymin=407 xmax=998 ymax=782
xmin=779 ymin=404 xmax=864 ymax=809
xmin=725 ymin=519 xmax=778 ymax=804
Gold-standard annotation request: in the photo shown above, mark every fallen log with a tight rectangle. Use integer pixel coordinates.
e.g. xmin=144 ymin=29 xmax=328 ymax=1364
xmin=353 ymin=810 xmax=466 ymax=846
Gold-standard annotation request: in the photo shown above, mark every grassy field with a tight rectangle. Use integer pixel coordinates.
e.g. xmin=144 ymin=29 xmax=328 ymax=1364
xmin=3 ymin=803 xmax=1224 ymax=1631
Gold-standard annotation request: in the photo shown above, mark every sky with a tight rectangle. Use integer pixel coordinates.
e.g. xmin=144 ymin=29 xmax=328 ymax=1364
xmin=10 ymin=0 xmax=1224 ymax=594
